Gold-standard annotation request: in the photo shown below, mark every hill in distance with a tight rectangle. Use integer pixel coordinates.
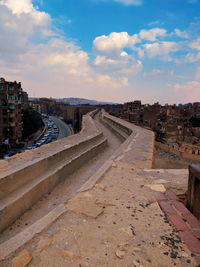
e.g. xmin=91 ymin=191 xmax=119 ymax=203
xmin=29 ymin=97 xmax=117 ymax=106
xmin=57 ymin=97 xmax=117 ymax=105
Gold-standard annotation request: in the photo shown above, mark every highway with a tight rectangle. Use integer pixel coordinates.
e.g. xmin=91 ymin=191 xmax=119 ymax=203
xmin=49 ymin=116 xmax=73 ymax=139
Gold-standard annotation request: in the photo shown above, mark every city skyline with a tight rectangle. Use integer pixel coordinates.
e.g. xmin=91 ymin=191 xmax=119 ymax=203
xmin=0 ymin=0 xmax=200 ymax=104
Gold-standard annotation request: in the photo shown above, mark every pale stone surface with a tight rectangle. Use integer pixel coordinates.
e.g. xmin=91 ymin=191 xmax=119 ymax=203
xmin=65 ymin=192 xmax=104 ymax=218
xmin=142 ymin=169 xmax=188 ymax=195
xmin=94 ymin=183 xmax=106 ymax=191
xmin=36 ymin=236 xmax=51 ymax=252
xmin=11 ymin=249 xmax=32 ymax=267
xmin=146 ymin=184 xmax=166 ymax=192
xmin=115 ymin=249 xmax=126 ymax=259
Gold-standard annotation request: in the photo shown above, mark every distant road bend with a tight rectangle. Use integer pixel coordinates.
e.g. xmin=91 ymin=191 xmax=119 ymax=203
xmin=0 ymin=111 xmax=123 ymax=243
xmin=49 ymin=116 xmax=73 ymax=139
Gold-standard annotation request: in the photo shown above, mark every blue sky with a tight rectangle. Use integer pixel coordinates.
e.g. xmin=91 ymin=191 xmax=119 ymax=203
xmin=0 ymin=0 xmax=200 ymax=103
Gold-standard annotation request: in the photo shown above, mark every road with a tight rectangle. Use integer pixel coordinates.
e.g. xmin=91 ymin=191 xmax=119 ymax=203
xmin=49 ymin=116 xmax=73 ymax=139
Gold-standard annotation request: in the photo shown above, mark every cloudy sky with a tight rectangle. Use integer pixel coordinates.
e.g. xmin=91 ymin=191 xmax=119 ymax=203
xmin=0 ymin=0 xmax=200 ymax=104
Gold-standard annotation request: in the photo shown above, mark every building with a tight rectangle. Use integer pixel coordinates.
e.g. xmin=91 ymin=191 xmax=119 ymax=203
xmin=29 ymin=98 xmax=56 ymax=115
xmin=0 ymin=78 xmax=28 ymax=147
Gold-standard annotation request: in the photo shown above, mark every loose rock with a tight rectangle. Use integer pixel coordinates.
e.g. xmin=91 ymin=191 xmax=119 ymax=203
xmin=36 ymin=236 xmax=51 ymax=252
xmin=115 ymin=249 xmax=126 ymax=259
xmin=59 ymin=250 xmax=81 ymax=259
xmin=12 ymin=249 xmax=32 ymax=267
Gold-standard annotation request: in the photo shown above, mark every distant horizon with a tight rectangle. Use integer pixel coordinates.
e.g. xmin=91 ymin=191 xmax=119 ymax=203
xmin=28 ymin=95 xmax=200 ymax=106
xmin=0 ymin=0 xmax=200 ymax=104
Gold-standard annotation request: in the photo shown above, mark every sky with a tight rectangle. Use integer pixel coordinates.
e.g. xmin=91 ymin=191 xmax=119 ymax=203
xmin=0 ymin=0 xmax=200 ymax=104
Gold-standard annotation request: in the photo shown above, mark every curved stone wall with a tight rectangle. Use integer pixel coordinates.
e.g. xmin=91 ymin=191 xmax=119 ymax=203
xmin=101 ymin=110 xmax=155 ymax=168
xmin=0 ymin=111 xmax=107 ymax=233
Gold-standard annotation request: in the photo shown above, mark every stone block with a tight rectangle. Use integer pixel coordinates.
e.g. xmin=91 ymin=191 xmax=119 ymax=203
xmin=172 ymin=201 xmax=190 ymax=216
xmin=154 ymin=191 xmax=167 ymax=202
xmin=159 ymin=201 xmax=176 ymax=215
xmin=185 ymin=213 xmax=200 ymax=230
xmin=168 ymin=214 xmax=189 ymax=231
xmin=179 ymin=230 xmax=200 ymax=254
xmin=165 ymin=190 xmax=179 ymax=201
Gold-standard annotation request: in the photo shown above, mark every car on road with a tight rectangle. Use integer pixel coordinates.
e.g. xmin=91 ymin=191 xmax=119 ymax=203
xmin=36 ymin=141 xmax=43 ymax=146
xmin=3 ymin=151 xmax=16 ymax=159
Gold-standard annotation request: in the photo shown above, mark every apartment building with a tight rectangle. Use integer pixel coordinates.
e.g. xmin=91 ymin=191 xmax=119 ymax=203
xmin=0 ymin=78 xmax=28 ymax=146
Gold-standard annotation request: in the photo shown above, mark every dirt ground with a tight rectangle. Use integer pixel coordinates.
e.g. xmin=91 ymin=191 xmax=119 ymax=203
xmin=153 ymin=149 xmax=194 ymax=169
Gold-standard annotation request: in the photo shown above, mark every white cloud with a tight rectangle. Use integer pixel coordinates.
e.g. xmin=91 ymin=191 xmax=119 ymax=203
xmin=0 ymin=0 xmax=199 ymax=103
xmin=93 ymin=28 xmax=169 ymax=58
xmin=93 ymin=32 xmax=139 ymax=54
xmin=96 ymin=74 xmax=129 ymax=88
xmin=0 ymin=0 xmax=50 ymax=26
xmin=174 ymin=28 xmax=189 ymax=39
xmin=93 ymin=28 xmax=168 ymax=55
xmin=189 ymin=37 xmax=200 ymax=50
xmin=136 ymin=48 xmax=145 ymax=58
xmin=0 ymin=1 xmax=132 ymax=102
xmin=139 ymin=28 xmax=167 ymax=41
xmin=174 ymin=81 xmax=200 ymax=102
xmin=94 ymin=56 xmax=118 ymax=66
xmin=185 ymin=52 xmax=200 ymax=62
xmin=143 ymin=69 xmax=174 ymax=77
xmin=1 ymin=0 xmax=35 ymax=14
xmin=120 ymin=51 xmax=128 ymax=57
xmin=93 ymin=52 xmax=142 ymax=75
xmin=143 ymin=41 xmax=178 ymax=58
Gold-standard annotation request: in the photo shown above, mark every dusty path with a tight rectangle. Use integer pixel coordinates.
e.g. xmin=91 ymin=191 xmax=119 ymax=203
xmin=0 ymin=112 xmax=122 ymax=243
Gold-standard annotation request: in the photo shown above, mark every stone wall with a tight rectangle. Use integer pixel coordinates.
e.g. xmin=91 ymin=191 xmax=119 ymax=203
xmin=187 ymin=164 xmax=200 ymax=220
xmin=101 ymin=110 xmax=155 ymax=169
xmin=0 ymin=110 xmax=106 ymax=233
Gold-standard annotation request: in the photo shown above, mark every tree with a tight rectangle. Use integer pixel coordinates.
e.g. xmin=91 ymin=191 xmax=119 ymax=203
xmin=22 ymin=108 xmax=44 ymax=139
